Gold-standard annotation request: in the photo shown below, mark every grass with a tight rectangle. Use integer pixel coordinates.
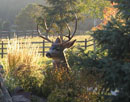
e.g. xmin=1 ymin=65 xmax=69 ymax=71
xmin=2 ymin=39 xmax=46 ymax=92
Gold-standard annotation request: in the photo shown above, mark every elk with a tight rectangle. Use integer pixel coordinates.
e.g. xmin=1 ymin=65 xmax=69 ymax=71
xmin=37 ymin=14 xmax=78 ymax=72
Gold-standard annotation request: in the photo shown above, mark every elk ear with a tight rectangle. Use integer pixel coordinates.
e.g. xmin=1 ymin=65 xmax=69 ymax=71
xmin=55 ymin=37 xmax=62 ymax=43
xmin=63 ymin=40 xmax=76 ymax=48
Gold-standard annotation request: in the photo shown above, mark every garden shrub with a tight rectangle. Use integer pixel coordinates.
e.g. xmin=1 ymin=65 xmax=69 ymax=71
xmin=48 ymin=88 xmax=81 ymax=102
xmin=41 ymin=67 xmax=76 ymax=98
xmin=67 ymin=45 xmax=130 ymax=102
xmin=4 ymin=39 xmax=44 ymax=95
xmin=41 ymin=62 xmax=104 ymax=102
xmin=66 ymin=47 xmax=100 ymax=70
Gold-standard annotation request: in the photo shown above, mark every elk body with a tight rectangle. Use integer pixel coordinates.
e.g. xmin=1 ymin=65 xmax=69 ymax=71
xmin=37 ymin=14 xmax=77 ymax=72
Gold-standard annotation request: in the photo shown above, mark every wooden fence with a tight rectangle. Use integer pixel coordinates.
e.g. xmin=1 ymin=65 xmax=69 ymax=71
xmin=0 ymin=30 xmax=87 ymax=39
xmin=0 ymin=30 xmax=39 ymax=39
xmin=0 ymin=39 xmax=95 ymax=58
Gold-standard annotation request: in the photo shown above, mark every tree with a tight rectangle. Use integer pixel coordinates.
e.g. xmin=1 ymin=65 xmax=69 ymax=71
xmin=15 ymin=3 xmax=41 ymax=31
xmin=81 ymin=0 xmax=110 ymax=19
xmin=80 ymin=0 xmax=110 ymax=26
xmin=0 ymin=19 xmax=2 ymax=31
xmin=35 ymin=0 xmax=81 ymax=38
xmin=92 ymin=0 xmax=130 ymax=101
xmin=0 ymin=0 xmax=46 ymax=24
xmin=0 ymin=19 xmax=10 ymax=31
xmin=2 ymin=21 xmax=10 ymax=31
xmin=92 ymin=2 xmax=118 ymax=30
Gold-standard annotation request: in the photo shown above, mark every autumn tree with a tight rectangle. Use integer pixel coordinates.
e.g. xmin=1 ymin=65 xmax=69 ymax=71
xmin=92 ymin=2 xmax=118 ymax=30
xmin=80 ymin=0 xmax=110 ymax=27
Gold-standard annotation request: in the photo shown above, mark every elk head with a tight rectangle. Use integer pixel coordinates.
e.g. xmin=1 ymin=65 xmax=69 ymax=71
xmin=37 ymin=14 xmax=77 ymax=61
xmin=46 ymin=37 xmax=76 ymax=61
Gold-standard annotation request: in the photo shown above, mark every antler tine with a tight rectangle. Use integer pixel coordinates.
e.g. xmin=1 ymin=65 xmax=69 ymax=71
xmin=37 ymin=24 xmax=53 ymax=43
xmin=44 ymin=17 xmax=55 ymax=33
xmin=44 ymin=18 xmax=49 ymax=31
xmin=65 ymin=22 xmax=71 ymax=40
xmin=64 ymin=13 xmax=78 ymax=43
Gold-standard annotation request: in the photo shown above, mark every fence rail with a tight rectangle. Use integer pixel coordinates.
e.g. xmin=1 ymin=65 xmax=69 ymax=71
xmin=0 ymin=30 xmax=87 ymax=39
xmin=0 ymin=30 xmax=39 ymax=39
xmin=0 ymin=39 xmax=95 ymax=58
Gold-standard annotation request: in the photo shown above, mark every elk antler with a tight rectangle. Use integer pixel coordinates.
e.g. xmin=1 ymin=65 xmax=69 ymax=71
xmin=65 ymin=22 xmax=71 ymax=39
xmin=37 ymin=17 xmax=55 ymax=43
xmin=64 ymin=13 xmax=78 ymax=43
xmin=37 ymin=24 xmax=53 ymax=43
xmin=43 ymin=17 xmax=55 ymax=33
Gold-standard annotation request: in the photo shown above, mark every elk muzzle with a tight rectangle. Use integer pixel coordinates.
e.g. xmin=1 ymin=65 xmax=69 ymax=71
xmin=46 ymin=52 xmax=52 ymax=58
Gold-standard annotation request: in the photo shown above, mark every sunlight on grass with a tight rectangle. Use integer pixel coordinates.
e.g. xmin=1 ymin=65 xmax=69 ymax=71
xmin=3 ymin=39 xmax=46 ymax=91
xmin=7 ymin=39 xmax=41 ymax=68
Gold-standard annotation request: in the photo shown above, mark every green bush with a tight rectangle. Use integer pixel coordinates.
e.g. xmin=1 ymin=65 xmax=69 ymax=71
xmin=66 ymin=47 xmax=100 ymax=70
xmin=48 ymin=88 xmax=81 ymax=102
xmin=91 ymin=0 xmax=130 ymax=101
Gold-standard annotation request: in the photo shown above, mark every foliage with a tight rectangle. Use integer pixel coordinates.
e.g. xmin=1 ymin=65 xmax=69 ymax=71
xmin=15 ymin=3 xmax=41 ymax=31
xmin=41 ymin=67 xmax=77 ymax=98
xmin=110 ymin=0 xmax=130 ymax=19
xmin=66 ymin=47 xmax=97 ymax=70
xmin=35 ymin=0 xmax=82 ymax=37
xmin=41 ymin=66 xmax=104 ymax=102
xmin=93 ymin=11 xmax=130 ymax=61
xmin=0 ymin=0 xmax=45 ymax=25
xmin=80 ymin=0 xmax=111 ymax=19
xmin=2 ymin=21 xmax=10 ymax=31
xmin=92 ymin=2 xmax=118 ymax=31
xmin=0 ymin=20 xmax=10 ymax=31
xmin=91 ymin=0 xmax=130 ymax=101
xmin=4 ymin=39 xmax=44 ymax=95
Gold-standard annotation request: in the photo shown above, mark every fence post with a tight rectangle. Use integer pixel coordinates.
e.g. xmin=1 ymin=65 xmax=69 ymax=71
xmin=85 ymin=39 xmax=87 ymax=49
xmin=1 ymin=41 xmax=4 ymax=58
xmin=42 ymin=40 xmax=45 ymax=57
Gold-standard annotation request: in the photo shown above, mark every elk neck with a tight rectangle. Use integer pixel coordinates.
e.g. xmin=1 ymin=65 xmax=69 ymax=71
xmin=53 ymin=51 xmax=70 ymax=70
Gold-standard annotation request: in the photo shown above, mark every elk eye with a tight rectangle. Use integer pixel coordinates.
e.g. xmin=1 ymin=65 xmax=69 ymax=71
xmin=52 ymin=47 xmax=60 ymax=51
xmin=55 ymin=48 xmax=60 ymax=51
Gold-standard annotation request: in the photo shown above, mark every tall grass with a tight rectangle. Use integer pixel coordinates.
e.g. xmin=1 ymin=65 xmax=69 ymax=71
xmin=4 ymin=39 xmax=44 ymax=94
xmin=7 ymin=39 xmax=41 ymax=70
